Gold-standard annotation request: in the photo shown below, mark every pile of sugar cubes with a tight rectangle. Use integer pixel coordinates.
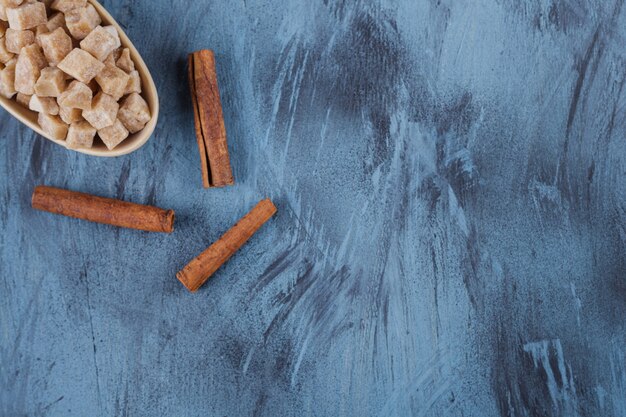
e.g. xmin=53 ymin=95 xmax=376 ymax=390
xmin=0 ymin=0 xmax=151 ymax=150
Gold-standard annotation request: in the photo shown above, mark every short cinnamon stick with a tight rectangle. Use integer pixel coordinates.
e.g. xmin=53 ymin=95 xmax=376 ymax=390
xmin=188 ymin=49 xmax=234 ymax=188
xmin=32 ymin=186 xmax=175 ymax=233
xmin=177 ymin=199 xmax=277 ymax=292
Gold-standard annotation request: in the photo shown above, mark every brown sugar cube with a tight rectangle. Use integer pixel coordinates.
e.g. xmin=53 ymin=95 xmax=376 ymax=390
xmin=58 ymin=104 xmax=81 ymax=123
xmin=57 ymin=80 xmax=91 ymax=109
xmin=5 ymin=28 xmax=34 ymax=53
xmin=102 ymin=25 xmax=116 ymax=37
xmin=34 ymin=24 xmax=48 ymax=44
xmin=29 ymin=94 xmax=59 ymax=115
xmin=51 ymin=0 xmax=85 ymax=13
xmin=40 ymin=13 xmax=69 ymax=42
xmin=102 ymin=46 xmax=120 ymax=66
xmin=38 ymin=113 xmax=68 ymax=139
xmin=0 ymin=0 xmax=24 ymax=7
xmin=95 ymin=64 xmax=129 ymax=100
xmin=97 ymin=118 xmax=128 ymax=150
xmin=15 ymin=91 xmax=29 ymax=106
xmin=0 ymin=37 xmax=13 ymax=63
xmin=82 ymin=91 xmax=118 ymax=129
xmin=34 ymin=67 xmax=66 ymax=96
xmin=118 ymin=92 xmax=150 ymax=133
xmin=108 ymin=47 xmax=121 ymax=60
xmin=124 ymin=69 xmax=140 ymax=95
xmin=66 ymin=120 xmax=95 ymax=148
xmin=102 ymin=52 xmax=114 ymax=66
xmin=64 ymin=4 xmax=100 ymax=40
xmin=116 ymin=47 xmax=134 ymax=73
xmin=0 ymin=20 xmax=8 ymax=37
xmin=6 ymin=2 xmax=46 ymax=30
xmin=45 ymin=12 xmax=65 ymax=32
xmin=0 ymin=58 xmax=16 ymax=98
xmin=0 ymin=0 xmax=22 ymax=15
xmin=14 ymin=43 xmax=46 ymax=94
xmin=57 ymin=48 xmax=104 ymax=83
xmin=38 ymin=27 xmax=72 ymax=65
xmin=80 ymin=25 xmax=119 ymax=61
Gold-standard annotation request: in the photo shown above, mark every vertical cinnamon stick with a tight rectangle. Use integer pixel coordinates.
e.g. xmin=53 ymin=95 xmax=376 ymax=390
xmin=32 ymin=186 xmax=175 ymax=233
xmin=188 ymin=49 xmax=234 ymax=188
xmin=177 ymin=199 xmax=277 ymax=292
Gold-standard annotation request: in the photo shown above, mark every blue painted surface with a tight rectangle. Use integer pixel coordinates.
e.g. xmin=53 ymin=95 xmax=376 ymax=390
xmin=2 ymin=0 xmax=626 ymax=416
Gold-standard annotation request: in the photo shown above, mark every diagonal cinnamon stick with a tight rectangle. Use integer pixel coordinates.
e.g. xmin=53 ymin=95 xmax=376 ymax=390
xmin=188 ymin=49 xmax=234 ymax=188
xmin=32 ymin=186 xmax=175 ymax=233
xmin=177 ymin=199 xmax=277 ymax=292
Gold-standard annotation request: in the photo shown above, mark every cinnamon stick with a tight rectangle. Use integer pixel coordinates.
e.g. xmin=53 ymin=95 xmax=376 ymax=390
xmin=177 ymin=199 xmax=277 ymax=292
xmin=188 ymin=49 xmax=234 ymax=188
xmin=32 ymin=186 xmax=175 ymax=233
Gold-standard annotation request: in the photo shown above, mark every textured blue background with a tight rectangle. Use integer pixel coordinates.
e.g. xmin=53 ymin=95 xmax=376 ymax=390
xmin=2 ymin=0 xmax=626 ymax=416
